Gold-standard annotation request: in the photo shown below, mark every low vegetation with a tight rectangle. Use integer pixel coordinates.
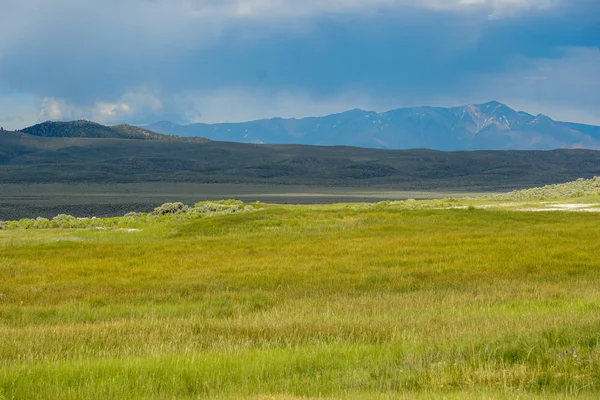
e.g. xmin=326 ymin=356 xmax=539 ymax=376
xmin=1 ymin=182 xmax=600 ymax=398
xmin=494 ymin=176 xmax=600 ymax=200
xmin=0 ymin=200 xmax=257 ymax=231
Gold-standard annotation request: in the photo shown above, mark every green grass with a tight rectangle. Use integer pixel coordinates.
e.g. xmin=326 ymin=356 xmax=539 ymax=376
xmin=2 ymin=205 xmax=600 ymax=398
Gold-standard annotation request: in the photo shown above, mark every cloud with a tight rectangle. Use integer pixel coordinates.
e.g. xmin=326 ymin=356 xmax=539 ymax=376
xmin=36 ymin=89 xmax=164 ymax=125
xmin=92 ymin=91 xmax=163 ymax=124
xmin=38 ymin=98 xmax=71 ymax=121
xmin=0 ymin=0 xmax=597 ymax=128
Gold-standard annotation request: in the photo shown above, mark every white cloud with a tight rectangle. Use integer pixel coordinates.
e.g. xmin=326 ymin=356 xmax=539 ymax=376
xmin=93 ymin=103 xmax=132 ymax=122
xmin=35 ymin=89 xmax=164 ymax=125
xmin=92 ymin=90 xmax=163 ymax=124
xmin=38 ymin=98 xmax=73 ymax=121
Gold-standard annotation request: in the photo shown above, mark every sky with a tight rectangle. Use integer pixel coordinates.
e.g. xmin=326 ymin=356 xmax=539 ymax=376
xmin=0 ymin=0 xmax=598 ymax=130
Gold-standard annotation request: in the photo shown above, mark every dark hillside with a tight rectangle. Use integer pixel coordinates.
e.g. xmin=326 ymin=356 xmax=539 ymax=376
xmin=23 ymin=120 xmax=122 ymax=138
xmin=2 ymin=131 xmax=600 ymax=191
xmin=21 ymin=120 xmax=210 ymax=142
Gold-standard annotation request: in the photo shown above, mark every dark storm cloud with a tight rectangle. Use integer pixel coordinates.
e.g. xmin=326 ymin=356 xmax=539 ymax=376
xmin=0 ymin=0 xmax=598 ymax=127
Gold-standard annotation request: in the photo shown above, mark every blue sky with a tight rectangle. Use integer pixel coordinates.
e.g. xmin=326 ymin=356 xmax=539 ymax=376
xmin=0 ymin=0 xmax=598 ymax=130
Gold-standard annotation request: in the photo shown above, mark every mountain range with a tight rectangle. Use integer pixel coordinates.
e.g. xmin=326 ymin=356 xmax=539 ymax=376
xmin=145 ymin=101 xmax=600 ymax=151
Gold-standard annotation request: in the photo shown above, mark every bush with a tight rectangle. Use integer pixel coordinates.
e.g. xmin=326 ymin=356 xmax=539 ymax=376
xmin=52 ymin=214 xmax=79 ymax=228
xmin=17 ymin=219 xmax=35 ymax=229
xmin=33 ymin=217 xmax=51 ymax=229
xmin=193 ymin=203 xmax=227 ymax=213
xmin=192 ymin=200 xmax=253 ymax=216
xmin=153 ymin=202 xmax=189 ymax=216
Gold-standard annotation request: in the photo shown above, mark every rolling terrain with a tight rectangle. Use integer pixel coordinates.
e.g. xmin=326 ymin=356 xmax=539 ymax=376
xmin=2 ymin=128 xmax=600 ymax=189
xmin=147 ymin=101 xmax=600 ymax=150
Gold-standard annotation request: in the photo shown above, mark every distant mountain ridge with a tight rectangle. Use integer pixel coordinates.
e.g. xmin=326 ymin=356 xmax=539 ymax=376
xmin=21 ymin=120 xmax=210 ymax=142
xmin=146 ymin=101 xmax=600 ymax=151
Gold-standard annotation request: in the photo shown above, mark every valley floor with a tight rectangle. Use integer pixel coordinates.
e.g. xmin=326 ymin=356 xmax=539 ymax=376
xmin=1 ymin=197 xmax=600 ymax=399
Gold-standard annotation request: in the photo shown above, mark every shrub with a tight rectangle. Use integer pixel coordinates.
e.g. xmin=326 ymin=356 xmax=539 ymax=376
xmin=192 ymin=200 xmax=253 ymax=216
xmin=17 ymin=219 xmax=35 ymax=229
xmin=52 ymin=214 xmax=79 ymax=228
xmin=153 ymin=202 xmax=189 ymax=216
xmin=194 ymin=203 xmax=227 ymax=214
xmin=33 ymin=217 xmax=51 ymax=229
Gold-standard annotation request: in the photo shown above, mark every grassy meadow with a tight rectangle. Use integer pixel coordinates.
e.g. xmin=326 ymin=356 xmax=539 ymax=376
xmin=2 ymin=189 xmax=600 ymax=398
